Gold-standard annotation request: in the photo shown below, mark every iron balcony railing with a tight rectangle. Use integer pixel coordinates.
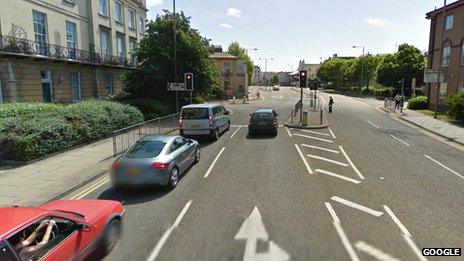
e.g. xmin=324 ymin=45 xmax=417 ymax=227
xmin=0 ymin=34 xmax=137 ymax=68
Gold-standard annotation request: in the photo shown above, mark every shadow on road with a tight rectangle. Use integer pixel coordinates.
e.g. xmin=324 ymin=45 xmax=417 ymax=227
xmin=246 ymin=133 xmax=277 ymax=140
xmin=97 ymin=186 xmax=170 ymax=206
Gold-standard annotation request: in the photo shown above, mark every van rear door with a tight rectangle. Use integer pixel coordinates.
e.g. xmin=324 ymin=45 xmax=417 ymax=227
xmin=181 ymin=107 xmax=211 ymax=129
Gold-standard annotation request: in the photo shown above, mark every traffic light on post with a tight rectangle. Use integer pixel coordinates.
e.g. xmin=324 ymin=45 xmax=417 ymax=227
xmin=299 ymin=70 xmax=307 ymax=88
xmin=185 ymin=73 xmax=193 ymax=91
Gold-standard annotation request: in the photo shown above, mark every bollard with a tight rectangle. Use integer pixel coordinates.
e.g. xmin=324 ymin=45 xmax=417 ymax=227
xmin=232 ymin=96 xmax=236 ymax=104
xmin=320 ymin=110 xmax=323 ymax=125
xmin=243 ymin=97 xmax=246 ymax=104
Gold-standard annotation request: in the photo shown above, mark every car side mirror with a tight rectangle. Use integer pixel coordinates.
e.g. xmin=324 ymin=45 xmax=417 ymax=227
xmin=225 ymin=111 xmax=230 ymax=115
xmin=76 ymin=223 xmax=91 ymax=232
xmin=187 ymin=139 xmax=193 ymax=145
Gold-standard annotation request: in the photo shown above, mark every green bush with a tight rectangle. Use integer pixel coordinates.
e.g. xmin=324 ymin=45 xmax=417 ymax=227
xmin=407 ymin=96 xmax=428 ymax=110
xmin=0 ymin=101 xmax=144 ymax=161
xmin=124 ymin=98 xmax=171 ymax=120
xmin=0 ymin=102 xmax=61 ymax=118
xmin=446 ymin=92 xmax=464 ymax=122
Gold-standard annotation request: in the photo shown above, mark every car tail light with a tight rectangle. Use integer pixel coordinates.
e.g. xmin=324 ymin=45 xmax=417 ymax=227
xmin=209 ymin=115 xmax=213 ymax=127
xmin=111 ymin=161 xmax=119 ymax=170
xmin=152 ymin=162 xmax=169 ymax=170
xmin=179 ymin=116 xmax=183 ymax=127
xmin=248 ymin=121 xmax=251 ymax=126
xmin=272 ymin=120 xmax=277 ymax=126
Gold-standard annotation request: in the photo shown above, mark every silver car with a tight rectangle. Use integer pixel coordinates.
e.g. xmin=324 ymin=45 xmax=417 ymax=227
xmin=111 ymin=135 xmax=200 ymax=189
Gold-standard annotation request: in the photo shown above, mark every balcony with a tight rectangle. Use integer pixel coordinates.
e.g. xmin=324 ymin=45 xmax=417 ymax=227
xmin=0 ymin=34 xmax=137 ymax=69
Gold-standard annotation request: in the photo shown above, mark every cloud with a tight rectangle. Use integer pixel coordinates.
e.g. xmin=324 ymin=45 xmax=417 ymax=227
xmin=219 ymin=23 xmax=233 ymax=29
xmin=364 ymin=17 xmax=393 ymax=27
xmin=226 ymin=8 xmax=242 ymax=18
xmin=146 ymin=0 xmax=163 ymax=6
xmin=213 ymin=13 xmax=222 ymax=18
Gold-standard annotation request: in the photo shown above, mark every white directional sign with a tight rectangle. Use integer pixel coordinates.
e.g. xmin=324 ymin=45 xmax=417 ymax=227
xmin=234 ymin=207 xmax=290 ymax=261
xmin=167 ymin=82 xmax=186 ymax=91
xmin=424 ymin=69 xmax=444 ymax=83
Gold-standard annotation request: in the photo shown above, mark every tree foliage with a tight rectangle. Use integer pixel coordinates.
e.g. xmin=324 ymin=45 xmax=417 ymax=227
xmin=123 ymin=10 xmax=221 ymax=103
xmin=227 ymin=42 xmax=254 ymax=84
xmin=271 ymin=74 xmax=279 ymax=84
xmin=317 ymin=59 xmax=351 ymax=89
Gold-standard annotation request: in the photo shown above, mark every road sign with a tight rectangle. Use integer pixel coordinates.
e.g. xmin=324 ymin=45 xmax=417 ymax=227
xmin=167 ymin=82 xmax=186 ymax=91
xmin=424 ymin=69 xmax=444 ymax=83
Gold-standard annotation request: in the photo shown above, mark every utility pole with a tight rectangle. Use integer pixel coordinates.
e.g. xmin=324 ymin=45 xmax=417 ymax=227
xmin=173 ymin=0 xmax=179 ymax=112
xmin=435 ymin=0 xmax=447 ymax=119
xmin=401 ymin=78 xmax=405 ymax=96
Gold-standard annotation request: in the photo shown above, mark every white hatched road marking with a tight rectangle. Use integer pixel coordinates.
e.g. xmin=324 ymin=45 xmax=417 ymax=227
xmin=307 ymin=154 xmax=349 ymax=167
xmin=366 ymin=120 xmax=380 ymax=128
xmin=424 ymin=154 xmax=464 ymax=180
xmin=355 ymin=241 xmax=400 ymax=261
xmin=229 ymin=126 xmax=242 ymax=139
xmin=295 ymin=144 xmax=313 ymax=174
xmin=339 ymin=146 xmax=365 ymax=180
xmin=383 ymin=205 xmax=411 ymax=237
xmin=286 ymin=127 xmax=292 ymax=137
xmin=331 ymin=196 xmax=383 ymax=217
xmin=389 ymin=134 xmax=410 ymax=147
xmin=204 ymin=147 xmax=226 ymax=178
xmin=325 ymin=202 xmax=359 ymax=261
xmin=328 ymin=127 xmax=336 ymax=139
xmin=301 ymin=144 xmax=339 ymax=154
xmin=293 ymin=133 xmax=334 ymax=143
xmin=297 ymin=129 xmax=330 ymax=136
xmin=403 ymin=234 xmax=428 ymax=261
xmin=146 ymin=200 xmax=193 ymax=261
xmin=315 ymin=169 xmax=361 ymax=184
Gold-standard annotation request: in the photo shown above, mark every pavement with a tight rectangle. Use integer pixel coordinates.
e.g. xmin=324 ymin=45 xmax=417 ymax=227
xmin=3 ymin=87 xmax=464 ymax=260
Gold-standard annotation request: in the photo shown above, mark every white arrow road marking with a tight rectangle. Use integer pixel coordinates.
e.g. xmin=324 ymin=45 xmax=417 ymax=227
xmin=389 ymin=134 xmax=410 ymax=147
xmin=331 ymin=196 xmax=384 ymax=217
xmin=366 ymin=120 xmax=380 ymax=128
xmin=301 ymin=144 xmax=339 ymax=154
xmin=325 ymin=202 xmax=359 ymax=261
xmin=355 ymin=241 xmax=400 ymax=261
xmin=204 ymin=147 xmax=225 ymax=178
xmin=294 ymin=133 xmax=334 ymax=143
xmin=424 ymin=154 xmax=464 ymax=180
xmin=339 ymin=146 xmax=365 ymax=180
xmin=234 ymin=207 xmax=290 ymax=261
xmin=297 ymin=129 xmax=330 ymax=136
xmin=295 ymin=144 xmax=313 ymax=174
xmin=307 ymin=154 xmax=349 ymax=167
xmin=315 ymin=169 xmax=361 ymax=184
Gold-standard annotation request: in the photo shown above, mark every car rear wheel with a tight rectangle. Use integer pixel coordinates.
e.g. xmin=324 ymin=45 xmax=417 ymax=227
xmin=194 ymin=147 xmax=200 ymax=163
xmin=211 ymin=128 xmax=219 ymax=141
xmin=97 ymin=219 xmax=121 ymax=257
xmin=226 ymin=121 xmax=230 ymax=131
xmin=168 ymin=167 xmax=179 ymax=189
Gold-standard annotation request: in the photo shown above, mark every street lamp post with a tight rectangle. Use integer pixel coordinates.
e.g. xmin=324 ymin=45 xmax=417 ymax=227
xmin=353 ymin=45 xmax=365 ymax=96
xmin=259 ymin=58 xmax=274 ymax=86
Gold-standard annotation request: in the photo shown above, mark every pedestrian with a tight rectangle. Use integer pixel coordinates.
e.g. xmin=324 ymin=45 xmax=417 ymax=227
xmin=328 ymin=97 xmax=334 ymax=113
xmin=399 ymin=94 xmax=405 ymax=114
xmin=394 ymin=93 xmax=400 ymax=111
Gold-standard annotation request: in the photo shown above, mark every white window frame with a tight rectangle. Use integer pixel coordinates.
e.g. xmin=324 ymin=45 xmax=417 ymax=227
xmin=100 ymin=29 xmax=110 ymax=59
xmin=105 ymin=74 xmax=113 ymax=96
xmin=98 ymin=0 xmax=108 ymax=16
xmin=33 ymin=10 xmax=48 ymax=55
xmin=116 ymin=34 xmax=125 ymax=58
xmin=70 ymin=72 xmax=81 ymax=102
xmin=445 ymin=15 xmax=454 ymax=30
xmin=442 ymin=46 xmax=451 ymax=67
xmin=459 ymin=82 xmax=464 ymax=93
xmin=128 ymin=9 xmax=136 ymax=29
xmin=139 ymin=17 xmax=145 ymax=34
xmin=66 ymin=21 xmax=77 ymax=59
xmin=115 ymin=1 xmax=123 ymax=24
xmin=439 ymin=82 xmax=447 ymax=99
xmin=129 ymin=38 xmax=137 ymax=64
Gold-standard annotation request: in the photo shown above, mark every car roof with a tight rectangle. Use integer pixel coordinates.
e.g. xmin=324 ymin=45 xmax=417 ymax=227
xmin=139 ymin=135 xmax=178 ymax=143
xmin=253 ymin=109 xmax=274 ymax=113
xmin=182 ymin=103 xmax=222 ymax=109
xmin=0 ymin=207 xmax=48 ymax=239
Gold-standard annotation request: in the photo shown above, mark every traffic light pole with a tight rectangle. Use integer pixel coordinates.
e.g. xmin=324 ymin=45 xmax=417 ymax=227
xmin=300 ymin=86 xmax=303 ymax=123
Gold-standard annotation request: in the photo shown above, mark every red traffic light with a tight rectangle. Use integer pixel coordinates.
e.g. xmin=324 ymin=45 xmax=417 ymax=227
xmin=300 ymin=72 xmax=306 ymax=77
xmin=187 ymin=75 xmax=191 ymax=80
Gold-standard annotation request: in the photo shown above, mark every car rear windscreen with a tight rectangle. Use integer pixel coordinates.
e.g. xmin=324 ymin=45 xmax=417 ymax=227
xmin=252 ymin=113 xmax=273 ymax=120
xmin=182 ymin=108 xmax=209 ymax=119
xmin=126 ymin=140 xmax=166 ymax=158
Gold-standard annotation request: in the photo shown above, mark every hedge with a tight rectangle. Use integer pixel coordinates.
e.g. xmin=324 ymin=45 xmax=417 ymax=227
xmin=446 ymin=92 xmax=464 ymax=122
xmin=407 ymin=96 xmax=428 ymax=110
xmin=0 ymin=100 xmax=144 ymax=161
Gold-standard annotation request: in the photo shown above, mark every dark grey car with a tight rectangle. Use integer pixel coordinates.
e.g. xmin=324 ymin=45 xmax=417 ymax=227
xmin=111 ymin=135 xmax=200 ymax=189
xmin=248 ymin=109 xmax=279 ymax=135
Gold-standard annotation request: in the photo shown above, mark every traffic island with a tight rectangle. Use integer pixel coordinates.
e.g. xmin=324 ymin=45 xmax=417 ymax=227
xmin=285 ymin=109 xmax=329 ymax=129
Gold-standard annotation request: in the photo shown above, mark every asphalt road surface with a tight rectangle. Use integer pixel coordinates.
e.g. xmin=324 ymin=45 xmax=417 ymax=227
xmin=65 ymin=87 xmax=464 ymax=261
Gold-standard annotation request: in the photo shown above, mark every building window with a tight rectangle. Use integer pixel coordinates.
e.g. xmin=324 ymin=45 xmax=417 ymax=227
xmin=33 ymin=10 xmax=48 ymax=55
xmin=98 ymin=0 xmax=108 ymax=16
xmin=139 ymin=17 xmax=145 ymax=34
xmin=459 ymin=82 xmax=464 ymax=93
xmin=224 ymin=62 xmax=231 ymax=76
xmin=100 ymin=30 xmax=110 ymax=59
xmin=70 ymin=72 xmax=81 ymax=102
xmin=442 ymin=46 xmax=451 ymax=67
xmin=445 ymin=15 xmax=454 ymax=30
xmin=116 ymin=34 xmax=125 ymax=64
xmin=128 ymin=9 xmax=136 ymax=29
xmin=129 ymin=38 xmax=137 ymax=65
xmin=461 ymin=44 xmax=464 ymax=66
xmin=66 ymin=21 xmax=77 ymax=59
xmin=439 ymin=82 xmax=447 ymax=99
xmin=105 ymin=74 xmax=113 ymax=96
xmin=115 ymin=2 xmax=123 ymax=24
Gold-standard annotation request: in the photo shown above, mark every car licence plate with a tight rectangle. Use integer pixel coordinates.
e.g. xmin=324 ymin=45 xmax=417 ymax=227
xmin=191 ymin=124 xmax=200 ymax=128
xmin=126 ymin=167 xmax=141 ymax=176
xmin=258 ymin=122 xmax=267 ymax=126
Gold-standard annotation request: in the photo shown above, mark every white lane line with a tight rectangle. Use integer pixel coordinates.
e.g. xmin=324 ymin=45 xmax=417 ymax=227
xmin=424 ymin=154 xmax=464 ymax=180
xmin=331 ymin=196 xmax=383 ymax=217
xmin=339 ymin=146 xmax=365 ymax=180
xmin=301 ymin=144 xmax=339 ymax=154
xmin=297 ymin=129 xmax=330 ymax=136
xmin=383 ymin=205 xmax=411 ymax=237
xmin=328 ymin=127 xmax=336 ymax=139
xmin=71 ymin=177 xmax=110 ymax=199
xmin=286 ymin=127 xmax=292 ymax=137
xmin=315 ymin=169 xmax=361 ymax=184
xmin=204 ymin=147 xmax=226 ymax=178
xmin=325 ymin=202 xmax=340 ymax=223
xmin=295 ymin=144 xmax=313 ymax=174
xmin=325 ymin=202 xmax=359 ymax=261
xmin=366 ymin=120 xmax=380 ymax=128
xmin=355 ymin=241 xmax=400 ymax=261
xmin=229 ymin=126 xmax=242 ymax=139
xmin=403 ymin=235 xmax=428 ymax=261
xmin=293 ymin=133 xmax=334 ymax=143
xmin=146 ymin=200 xmax=193 ymax=261
xmin=389 ymin=134 xmax=410 ymax=147
xmin=307 ymin=154 xmax=349 ymax=167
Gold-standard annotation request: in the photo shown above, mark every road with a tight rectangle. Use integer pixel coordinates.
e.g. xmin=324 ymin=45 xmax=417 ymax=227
xmin=65 ymin=87 xmax=464 ymax=261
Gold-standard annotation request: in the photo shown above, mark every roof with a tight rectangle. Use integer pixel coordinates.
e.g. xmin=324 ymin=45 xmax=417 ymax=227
xmin=182 ymin=103 xmax=222 ymax=109
xmin=426 ymin=0 xmax=464 ymax=18
xmin=209 ymin=52 xmax=238 ymax=59
xmin=0 ymin=207 xmax=48 ymax=238
xmin=253 ymin=109 xmax=274 ymax=113
xmin=140 ymin=135 xmax=177 ymax=142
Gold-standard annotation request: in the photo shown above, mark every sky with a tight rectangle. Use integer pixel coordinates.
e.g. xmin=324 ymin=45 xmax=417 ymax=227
xmin=145 ymin=0 xmax=455 ymax=72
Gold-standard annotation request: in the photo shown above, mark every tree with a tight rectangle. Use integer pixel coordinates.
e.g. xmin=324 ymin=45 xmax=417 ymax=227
xmin=271 ymin=74 xmax=279 ymax=85
xmin=351 ymin=54 xmax=380 ymax=91
xmin=123 ymin=10 xmax=221 ymax=103
xmin=227 ymin=42 xmax=254 ymax=84
xmin=317 ymin=59 xmax=351 ymax=89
